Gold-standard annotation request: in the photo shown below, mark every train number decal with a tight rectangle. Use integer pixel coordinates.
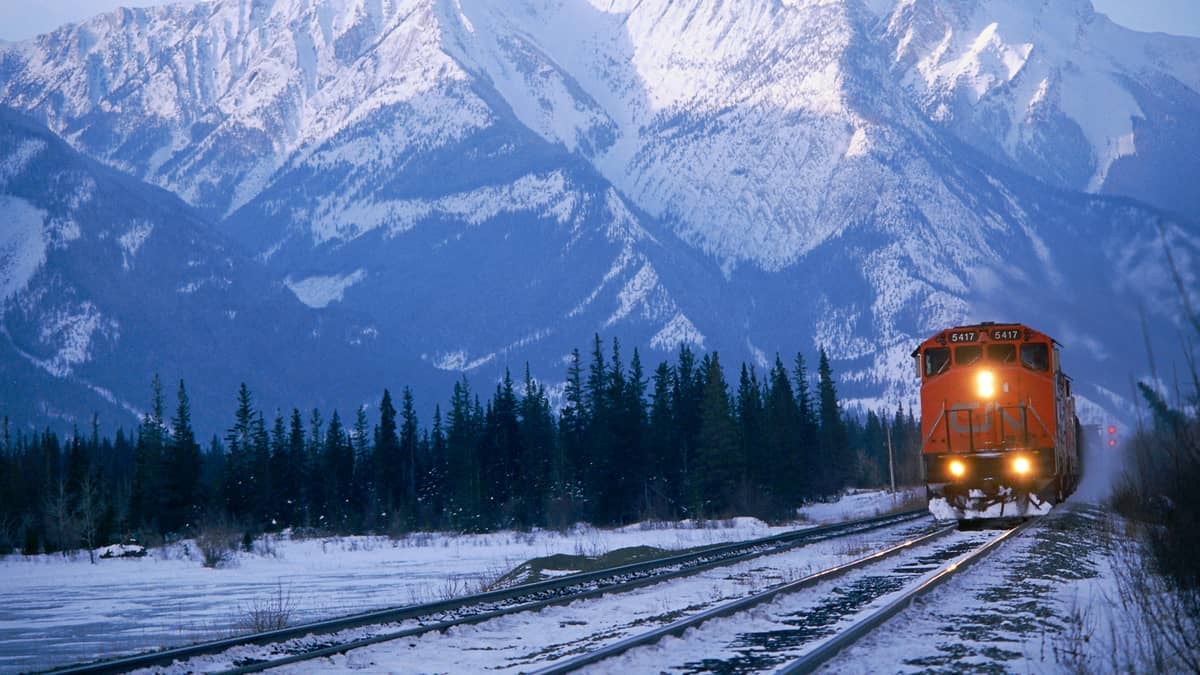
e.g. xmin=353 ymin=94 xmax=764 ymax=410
xmin=948 ymin=331 xmax=978 ymax=343
xmin=991 ymin=329 xmax=1021 ymax=341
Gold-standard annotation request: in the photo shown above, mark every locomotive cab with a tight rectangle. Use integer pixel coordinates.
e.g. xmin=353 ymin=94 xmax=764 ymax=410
xmin=915 ymin=323 xmax=1079 ymax=520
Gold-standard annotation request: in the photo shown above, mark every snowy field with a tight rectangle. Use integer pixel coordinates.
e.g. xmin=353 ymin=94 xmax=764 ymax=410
xmin=0 ymin=489 xmax=921 ymax=672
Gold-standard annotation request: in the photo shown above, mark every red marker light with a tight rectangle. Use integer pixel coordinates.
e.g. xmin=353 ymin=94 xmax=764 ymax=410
xmin=1108 ymin=439 xmax=1117 ymax=447
xmin=1107 ymin=425 xmax=1117 ymax=434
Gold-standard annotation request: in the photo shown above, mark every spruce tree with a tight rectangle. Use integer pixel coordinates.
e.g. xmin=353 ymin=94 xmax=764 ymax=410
xmin=131 ymin=375 xmax=167 ymax=533
xmin=375 ymin=389 xmax=400 ymax=521
xmin=816 ymin=348 xmax=849 ymax=496
xmin=793 ymin=354 xmax=819 ymax=500
xmin=646 ymin=361 xmax=676 ymax=518
xmin=163 ymin=380 xmax=200 ymax=533
xmin=223 ymin=383 xmax=256 ymax=522
xmin=399 ymin=388 xmax=420 ymax=527
xmin=694 ymin=353 xmax=740 ymax=516
xmin=765 ymin=356 xmax=801 ymax=506
xmin=287 ymin=409 xmax=307 ymax=525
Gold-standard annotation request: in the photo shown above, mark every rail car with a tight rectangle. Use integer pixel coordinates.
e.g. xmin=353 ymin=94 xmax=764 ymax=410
xmin=913 ymin=322 xmax=1080 ymax=520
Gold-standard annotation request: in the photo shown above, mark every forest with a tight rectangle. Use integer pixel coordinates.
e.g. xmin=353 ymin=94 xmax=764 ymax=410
xmin=0 ymin=337 xmax=923 ymax=555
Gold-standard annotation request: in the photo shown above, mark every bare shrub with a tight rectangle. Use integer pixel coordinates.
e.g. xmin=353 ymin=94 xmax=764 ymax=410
xmin=197 ymin=526 xmax=239 ymax=568
xmin=236 ymin=584 xmax=295 ymax=634
xmin=1105 ymin=526 xmax=1200 ymax=673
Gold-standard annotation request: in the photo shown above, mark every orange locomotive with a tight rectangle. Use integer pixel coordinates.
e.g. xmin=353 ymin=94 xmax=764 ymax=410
xmin=913 ymin=322 xmax=1080 ymax=518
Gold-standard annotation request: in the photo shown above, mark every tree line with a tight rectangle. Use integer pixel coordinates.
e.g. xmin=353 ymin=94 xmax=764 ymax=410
xmin=0 ymin=338 xmax=922 ymax=555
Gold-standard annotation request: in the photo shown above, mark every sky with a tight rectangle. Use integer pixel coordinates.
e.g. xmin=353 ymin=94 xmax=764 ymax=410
xmin=1 ymin=0 xmax=1199 ymax=42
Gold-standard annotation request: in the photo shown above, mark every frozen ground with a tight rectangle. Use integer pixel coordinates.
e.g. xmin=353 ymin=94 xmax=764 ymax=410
xmin=0 ymin=488 xmax=921 ymax=672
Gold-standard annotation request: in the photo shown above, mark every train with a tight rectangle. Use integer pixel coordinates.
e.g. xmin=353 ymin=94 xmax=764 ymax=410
xmin=913 ymin=322 xmax=1081 ymax=520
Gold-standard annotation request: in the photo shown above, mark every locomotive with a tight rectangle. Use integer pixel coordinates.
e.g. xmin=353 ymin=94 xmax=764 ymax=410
xmin=913 ymin=322 xmax=1080 ymax=520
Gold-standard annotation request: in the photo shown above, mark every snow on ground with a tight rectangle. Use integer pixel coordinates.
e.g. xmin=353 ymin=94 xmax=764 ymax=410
xmin=0 ymin=489 xmax=921 ymax=672
xmin=171 ymin=517 xmax=940 ymax=674
xmin=817 ymin=504 xmax=1138 ymax=673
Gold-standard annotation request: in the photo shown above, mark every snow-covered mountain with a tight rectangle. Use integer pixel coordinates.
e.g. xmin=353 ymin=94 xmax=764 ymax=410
xmin=881 ymin=0 xmax=1200 ymax=220
xmin=0 ymin=106 xmax=419 ymax=432
xmin=0 ymin=0 xmax=1197 ymax=430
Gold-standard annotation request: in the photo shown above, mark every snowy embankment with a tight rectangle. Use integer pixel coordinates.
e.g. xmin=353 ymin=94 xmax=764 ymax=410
xmin=0 ymin=489 xmax=921 ymax=671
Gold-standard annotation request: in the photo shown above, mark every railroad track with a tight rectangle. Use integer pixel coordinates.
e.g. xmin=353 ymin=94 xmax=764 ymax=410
xmin=53 ymin=508 xmax=929 ymax=674
xmin=539 ymin=518 xmax=1034 ymax=674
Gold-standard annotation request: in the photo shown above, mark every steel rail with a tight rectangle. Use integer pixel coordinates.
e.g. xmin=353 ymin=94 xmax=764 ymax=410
xmin=532 ymin=523 xmax=959 ymax=674
xmin=51 ymin=508 xmax=929 ymax=674
xmin=777 ymin=518 xmax=1035 ymax=674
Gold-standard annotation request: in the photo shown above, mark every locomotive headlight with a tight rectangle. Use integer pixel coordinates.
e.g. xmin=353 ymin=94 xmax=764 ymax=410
xmin=976 ymin=370 xmax=997 ymax=398
xmin=1013 ymin=456 xmax=1032 ymax=475
xmin=948 ymin=460 xmax=966 ymax=478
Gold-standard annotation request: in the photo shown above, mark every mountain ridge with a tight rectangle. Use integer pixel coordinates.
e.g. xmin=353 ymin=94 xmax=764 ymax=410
xmin=0 ymin=0 xmax=1197 ymax=432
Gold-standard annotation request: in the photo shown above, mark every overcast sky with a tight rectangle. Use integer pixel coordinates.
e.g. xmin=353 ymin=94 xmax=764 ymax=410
xmin=1 ymin=0 xmax=1199 ymax=42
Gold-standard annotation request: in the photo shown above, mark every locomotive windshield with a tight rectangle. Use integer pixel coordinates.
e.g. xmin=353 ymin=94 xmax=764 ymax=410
xmin=925 ymin=347 xmax=950 ymax=377
xmin=1021 ymin=343 xmax=1049 ymax=371
xmin=955 ymin=345 xmax=983 ymax=366
xmin=987 ymin=343 xmax=1016 ymax=364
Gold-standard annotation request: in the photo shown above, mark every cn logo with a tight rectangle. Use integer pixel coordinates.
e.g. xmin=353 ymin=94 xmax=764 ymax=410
xmin=948 ymin=403 xmax=1026 ymax=434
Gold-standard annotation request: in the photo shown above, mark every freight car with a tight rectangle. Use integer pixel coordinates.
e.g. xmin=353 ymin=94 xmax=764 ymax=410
xmin=913 ymin=322 xmax=1080 ymax=520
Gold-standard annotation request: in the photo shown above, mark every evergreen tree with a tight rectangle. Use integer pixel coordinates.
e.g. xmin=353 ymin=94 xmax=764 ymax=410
xmin=765 ymin=356 xmax=801 ymax=506
xmin=306 ymin=408 xmax=325 ymax=526
xmin=287 ymin=409 xmax=307 ymax=525
xmin=736 ymin=364 xmax=768 ymax=514
xmin=555 ymin=349 xmax=587 ymax=524
xmin=351 ymin=405 xmax=374 ymax=530
xmin=223 ymin=383 xmax=256 ymax=522
xmin=375 ymin=389 xmax=400 ymax=522
xmin=250 ymin=411 xmax=271 ymax=527
xmin=163 ymin=380 xmax=200 ymax=533
xmin=421 ymin=405 xmax=448 ymax=528
xmin=399 ymin=388 xmax=420 ymax=526
xmin=673 ymin=345 xmax=705 ymax=513
xmin=323 ymin=410 xmax=354 ymax=531
xmin=518 ymin=366 xmax=554 ymax=527
xmin=816 ymin=348 xmax=849 ymax=496
xmin=130 ymin=374 xmax=167 ymax=533
xmin=446 ymin=378 xmax=481 ymax=530
xmin=268 ymin=412 xmax=290 ymax=527
xmin=694 ymin=353 xmax=740 ymax=516
xmin=646 ymin=361 xmax=676 ymax=518
xmin=793 ymin=354 xmax=819 ymax=500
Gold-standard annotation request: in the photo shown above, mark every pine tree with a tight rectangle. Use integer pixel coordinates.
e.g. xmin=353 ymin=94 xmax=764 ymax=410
xmin=555 ymin=349 xmax=587 ymax=523
xmin=736 ymin=363 xmax=767 ymax=514
xmin=223 ymin=383 xmax=256 ymax=522
xmin=131 ymin=374 xmax=167 ymax=533
xmin=268 ymin=412 xmax=290 ymax=527
xmin=816 ymin=348 xmax=849 ymax=496
xmin=375 ymin=389 xmax=400 ymax=522
xmin=518 ymin=365 xmax=554 ymax=527
xmin=694 ymin=353 xmax=740 ymax=516
xmin=793 ymin=354 xmax=819 ymax=500
xmin=399 ymin=388 xmax=420 ymax=527
xmin=163 ymin=380 xmax=200 ymax=533
xmin=351 ymin=405 xmax=374 ymax=530
xmin=673 ymin=345 xmax=705 ymax=514
xmin=287 ymin=409 xmax=307 ymax=525
xmin=446 ymin=378 xmax=481 ymax=530
xmin=323 ymin=410 xmax=354 ymax=531
xmin=646 ymin=361 xmax=676 ymax=518
xmin=765 ymin=356 xmax=801 ymax=506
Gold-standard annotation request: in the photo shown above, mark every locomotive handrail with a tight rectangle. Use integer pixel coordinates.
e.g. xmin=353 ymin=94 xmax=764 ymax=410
xmin=923 ymin=402 xmax=947 ymax=450
xmin=1026 ymin=397 xmax=1052 ymax=439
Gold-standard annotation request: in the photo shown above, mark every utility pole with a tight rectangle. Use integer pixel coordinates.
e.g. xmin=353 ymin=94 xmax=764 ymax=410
xmin=886 ymin=419 xmax=896 ymax=499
